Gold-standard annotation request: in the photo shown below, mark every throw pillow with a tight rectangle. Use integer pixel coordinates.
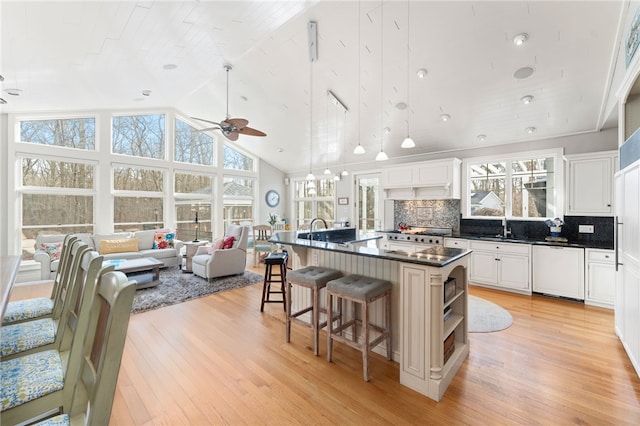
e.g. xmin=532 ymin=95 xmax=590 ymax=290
xmin=154 ymin=231 xmax=175 ymax=249
xmin=99 ymin=238 xmax=139 ymax=255
xmin=222 ymin=236 xmax=235 ymax=249
xmin=40 ymin=242 xmax=63 ymax=261
xmin=207 ymin=237 xmax=224 ymax=253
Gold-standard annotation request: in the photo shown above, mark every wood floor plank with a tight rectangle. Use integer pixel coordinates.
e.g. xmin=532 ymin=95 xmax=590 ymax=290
xmin=8 ymin=262 xmax=640 ymax=425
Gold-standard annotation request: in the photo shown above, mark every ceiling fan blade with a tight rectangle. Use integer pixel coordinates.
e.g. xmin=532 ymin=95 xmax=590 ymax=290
xmin=238 ymin=126 xmax=267 ymax=137
xmin=191 ymin=116 xmax=221 ymax=126
xmin=197 ymin=126 xmax=221 ymax=132
xmin=225 ymin=118 xmax=249 ymax=128
xmin=223 ymin=130 xmax=240 ymax=141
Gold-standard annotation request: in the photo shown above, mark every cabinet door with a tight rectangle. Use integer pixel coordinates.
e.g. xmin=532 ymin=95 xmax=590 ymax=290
xmin=470 ymin=251 xmax=498 ymax=285
xmin=586 ymin=261 xmax=615 ymax=307
xmin=498 ymin=254 xmax=530 ymax=290
xmin=384 ymin=166 xmax=414 ymax=187
xmin=567 ymin=157 xmax=613 ymax=215
xmin=444 ymin=238 xmax=469 ymax=249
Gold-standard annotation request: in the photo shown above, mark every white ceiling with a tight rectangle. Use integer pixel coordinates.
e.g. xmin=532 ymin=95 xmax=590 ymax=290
xmin=0 ymin=1 xmax=628 ymax=174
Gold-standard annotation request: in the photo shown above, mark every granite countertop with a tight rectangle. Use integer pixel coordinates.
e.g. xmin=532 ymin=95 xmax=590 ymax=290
xmin=450 ymin=233 xmax=613 ymax=250
xmin=271 ymin=232 xmax=471 ymax=267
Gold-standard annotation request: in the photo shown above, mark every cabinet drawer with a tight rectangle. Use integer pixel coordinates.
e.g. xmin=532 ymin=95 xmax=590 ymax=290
xmin=470 ymin=240 xmax=529 ymax=255
xmin=587 ymin=249 xmax=614 ymax=263
xmin=444 ymin=238 xmax=469 ymax=249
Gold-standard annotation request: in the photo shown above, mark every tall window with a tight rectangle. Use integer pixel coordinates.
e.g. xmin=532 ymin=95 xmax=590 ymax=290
xmin=112 ymin=114 xmax=165 ymax=159
xmin=113 ymin=166 xmax=164 ymax=231
xmin=19 ymin=117 xmax=96 ymax=149
xmin=175 ymin=172 xmax=214 ymax=241
xmin=222 ymin=176 xmax=254 ymax=229
xmin=175 ymin=118 xmax=214 ymax=165
xmin=20 ymin=157 xmax=95 ymax=260
xmin=293 ymin=178 xmax=335 ymax=229
xmin=223 ymin=144 xmax=255 ymax=171
xmin=465 ymin=151 xmax=559 ymax=219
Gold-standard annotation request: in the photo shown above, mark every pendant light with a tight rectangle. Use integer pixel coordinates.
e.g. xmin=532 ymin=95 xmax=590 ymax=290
xmin=353 ymin=1 xmax=366 ymax=155
xmin=376 ymin=0 xmax=388 ymax=162
xmin=341 ymin=109 xmax=349 ymax=176
xmin=306 ymin=21 xmax=317 ymax=182
xmin=324 ymin=93 xmax=331 ymax=175
xmin=401 ymin=0 xmax=415 ymax=149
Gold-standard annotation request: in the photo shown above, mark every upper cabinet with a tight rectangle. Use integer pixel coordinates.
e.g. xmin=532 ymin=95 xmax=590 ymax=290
xmin=565 ymin=151 xmax=618 ymax=216
xmin=383 ymin=158 xmax=462 ymax=200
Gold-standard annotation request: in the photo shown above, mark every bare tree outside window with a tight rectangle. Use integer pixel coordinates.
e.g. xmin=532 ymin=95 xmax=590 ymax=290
xmin=112 ymin=114 xmax=165 ymax=159
xmin=20 ymin=117 xmax=95 ymax=149
xmin=223 ymin=144 xmax=254 ymax=171
xmin=175 ymin=118 xmax=214 ymax=165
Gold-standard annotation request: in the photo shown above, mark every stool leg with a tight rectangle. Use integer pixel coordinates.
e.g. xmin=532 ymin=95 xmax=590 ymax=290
xmin=260 ymin=264 xmax=271 ymax=312
xmin=351 ymin=301 xmax=357 ymax=343
xmin=280 ymin=264 xmax=287 ymax=311
xmin=362 ymin=301 xmax=370 ymax=382
xmin=385 ymin=290 xmax=392 ymax=360
xmin=285 ymin=281 xmax=292 ymax=342
xmin=327 ymin=292 xmax=333 ymax=362
xmin=313 ymin=287 xmax=320 ymax=356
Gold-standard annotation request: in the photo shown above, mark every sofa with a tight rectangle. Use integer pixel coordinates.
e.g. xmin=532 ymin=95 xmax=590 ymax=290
xmin=191 ymin=224 xmax=249 ymax=280
xmin=34 ymin=230 xmax=184 ymax=280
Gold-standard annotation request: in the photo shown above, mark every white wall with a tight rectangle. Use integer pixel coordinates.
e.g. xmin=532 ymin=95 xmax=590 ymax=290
xmin=258 ymin=159 xmax=286 ymax=225
xmin=1 ymin=113 xmax=7 ymax=256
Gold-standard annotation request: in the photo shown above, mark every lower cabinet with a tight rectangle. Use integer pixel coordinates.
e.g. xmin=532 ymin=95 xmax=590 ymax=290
xmin=585 ymin=249 xmax=615 ymax=308
xmin=468 ymin=240 xmax=531 ymax=294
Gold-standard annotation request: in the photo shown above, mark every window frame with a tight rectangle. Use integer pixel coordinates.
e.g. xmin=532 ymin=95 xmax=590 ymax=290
xmin=461 ymin=148 xmax=564 ymax=220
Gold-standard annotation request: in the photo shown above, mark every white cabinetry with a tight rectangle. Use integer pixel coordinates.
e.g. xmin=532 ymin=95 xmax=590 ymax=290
xmin=444 ymin=238 xmax=469 ymax=250
xmin=615 ymin=160 xmax=640 ymax=377
xmin=400 ymin=256 xmax=469 ymax=401
xmin=469 ymin=240 xmax=531 ymax=294
xmin=565 ymin=151 xmax=617 ymax=216
xmin=585 ymin=249 xmax=615 ymax=309
xmin=383 ymin=158 xmax=461 ymax=199
xmin=532 ymin=246 xmax=585 ymax=299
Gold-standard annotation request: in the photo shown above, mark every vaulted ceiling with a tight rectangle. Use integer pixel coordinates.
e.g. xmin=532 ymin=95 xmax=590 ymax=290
xmin=0 ymin=1 xmax=629 ymax=174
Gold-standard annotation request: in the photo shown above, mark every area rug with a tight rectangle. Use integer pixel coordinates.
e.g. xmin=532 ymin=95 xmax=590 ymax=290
xmin=468 ymin=295 xmax=513 ymax=333
xmin=131 ymin=267 xmax=262 ymax=314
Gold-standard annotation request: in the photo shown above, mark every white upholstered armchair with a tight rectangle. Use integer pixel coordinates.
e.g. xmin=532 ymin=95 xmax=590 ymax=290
xmin=191 ymin=224 xmax=249 ymax=280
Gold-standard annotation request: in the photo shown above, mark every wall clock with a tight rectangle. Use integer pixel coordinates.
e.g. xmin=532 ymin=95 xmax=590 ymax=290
xmin=265 ymin=189 xmax=280 ymax=207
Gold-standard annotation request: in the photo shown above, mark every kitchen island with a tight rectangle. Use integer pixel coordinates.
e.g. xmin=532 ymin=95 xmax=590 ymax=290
xmin=271 ymin=231 xmax=471 ymax=401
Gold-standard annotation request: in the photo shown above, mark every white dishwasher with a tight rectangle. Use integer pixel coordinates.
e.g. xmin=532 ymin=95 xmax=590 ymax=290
xmin=532 ymin=245 xmax=585 ymax=300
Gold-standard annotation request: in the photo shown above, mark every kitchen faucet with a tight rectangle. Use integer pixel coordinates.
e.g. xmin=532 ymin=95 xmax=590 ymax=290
xmin=502 ymin=216 xmax=512 ymax=238
xmin=309 ymin=217 xmax=328 ymax=240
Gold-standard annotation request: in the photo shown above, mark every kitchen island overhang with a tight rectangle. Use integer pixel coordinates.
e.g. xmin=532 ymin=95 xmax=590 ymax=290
xmin=271 ymin=232 xmax=472 ymax=402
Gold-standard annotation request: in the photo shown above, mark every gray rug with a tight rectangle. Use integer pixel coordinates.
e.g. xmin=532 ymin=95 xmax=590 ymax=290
xmin=468 ymin=295 xmax=513 ymax=333
xmin=131 ymin=267 xmax=263 ymax=314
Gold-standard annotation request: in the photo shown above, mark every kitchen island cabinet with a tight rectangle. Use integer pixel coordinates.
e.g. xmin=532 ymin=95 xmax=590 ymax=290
xmin=272 ymin=233 xmax=470 ymax=401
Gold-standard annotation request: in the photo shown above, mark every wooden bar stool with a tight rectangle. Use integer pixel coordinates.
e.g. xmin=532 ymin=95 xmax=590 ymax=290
xmin=326 ymin=274 xmax=392 ymax=381
xmin=286 ymin=266 xmax=343 ymax=356
xmin=261 ymin=251 xmax=288 ymax=312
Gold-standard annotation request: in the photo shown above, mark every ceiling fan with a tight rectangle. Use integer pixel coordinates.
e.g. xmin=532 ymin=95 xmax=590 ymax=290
xmin=191 ymin=64 xmax=267 ymax=141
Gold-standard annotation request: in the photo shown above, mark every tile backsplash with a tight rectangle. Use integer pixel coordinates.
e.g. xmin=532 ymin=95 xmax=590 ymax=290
xmin=394 ymin=199 xmax=461 ymax=233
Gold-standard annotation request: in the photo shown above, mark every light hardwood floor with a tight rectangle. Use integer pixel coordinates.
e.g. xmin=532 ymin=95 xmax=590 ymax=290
xmin=9 ymin=260 xmax=640 ymax=425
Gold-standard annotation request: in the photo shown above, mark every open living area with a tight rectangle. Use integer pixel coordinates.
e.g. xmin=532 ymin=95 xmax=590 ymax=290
xmin=2 ymin=1 xmax=640 ymax=425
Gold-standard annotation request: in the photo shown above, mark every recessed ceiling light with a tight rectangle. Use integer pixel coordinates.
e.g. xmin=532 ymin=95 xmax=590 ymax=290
xmin=276 ymin=147 xmax=283 ymax=152
xmin=396 ymin=102 xmax=407 ymax=110
xmin=514 ymin=66 xmax=535 ymax=80
xmin=384 ymin=127 xmax=391 ymax=134
xmin=441 ymin=113 xmax=451 ymax=122
xmin=526 ymin=126 xmax=536 ymax=134
xmin=416 ymin=68 xmax=428 ymax=79
xmin=521 ymin=95 xmax=534 ymax=104
xmin=5 ymin=88 xmax=22 ymax=96
xmin=477 ymin=134 xmax=487 ymax=142
xmin=163 ymin=64 xmax=178 ymax=70
xmin=513 ymin=33 xmax=529 ymax=46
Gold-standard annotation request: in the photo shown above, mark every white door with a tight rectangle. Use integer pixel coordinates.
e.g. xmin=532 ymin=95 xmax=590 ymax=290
xmin=354 ymin=173 xmax=382 ymax=232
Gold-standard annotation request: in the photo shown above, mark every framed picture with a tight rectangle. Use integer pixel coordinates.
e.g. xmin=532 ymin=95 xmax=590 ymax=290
xmin=626 ymin=7 xmax=640 ymax=67
xmin=338 ymin=197 xmax=349 ymax=205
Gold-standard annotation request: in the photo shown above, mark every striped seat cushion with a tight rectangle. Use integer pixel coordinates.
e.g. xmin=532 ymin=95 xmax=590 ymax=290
xmin=0 ymin=318 xmax=56 ymax=357
xmin=2 ymin=298 xmax=54 ymax=325
xmin=0 ymin=350 xmax=64 ymax=411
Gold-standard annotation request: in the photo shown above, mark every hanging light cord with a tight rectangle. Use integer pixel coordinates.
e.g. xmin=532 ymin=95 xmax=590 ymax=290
xmin=380 ymin=0 xmax=384 ymax=153
xmin=309 ymin=58 xmax=313 ymax=175
xmin=406 ymin=0 xmax=410 ymax=137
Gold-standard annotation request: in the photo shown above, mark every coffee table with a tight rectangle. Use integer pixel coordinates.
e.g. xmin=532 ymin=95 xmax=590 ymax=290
xmin=104 ymin=258 xmax=164 ymax=289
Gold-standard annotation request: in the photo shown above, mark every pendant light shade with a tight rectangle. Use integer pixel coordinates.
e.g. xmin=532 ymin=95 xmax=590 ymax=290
xmin=306 ymin=172 xmax=315 ymax=181
xmin=401 ymin=135 xmax=415 ymax=148
xmin=341 ymin=169 xmax=349 ymax=176
xmin=376 ymin=150 xmax=389 ymax=161
xmin=353 ymin=144 xmax=365 ymax=154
